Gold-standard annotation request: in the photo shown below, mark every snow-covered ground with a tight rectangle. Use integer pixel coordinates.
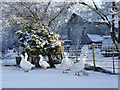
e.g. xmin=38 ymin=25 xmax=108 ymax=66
xmin=2 ymin=66 xmax=118 ymax=88
xmin=1 ymin=49 xmax=119 ymax=88
xmin=68 ymin=48 xmax=119 ymax=73
xmin=86 ymin=48 xmax=119 ymax=73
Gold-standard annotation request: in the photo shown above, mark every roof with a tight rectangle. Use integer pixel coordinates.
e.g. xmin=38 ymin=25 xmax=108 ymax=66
xmin=87 ymin=34 xmax=103 ymax=42
xmin=60 ymin=40 xmax=72 ymax=42
xmin=103 ymin=35 xmax=118 ymax=38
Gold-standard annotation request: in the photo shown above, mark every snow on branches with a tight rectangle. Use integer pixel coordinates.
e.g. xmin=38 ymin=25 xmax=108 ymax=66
xmin=16 ymin=23 xmax=63 ymax=56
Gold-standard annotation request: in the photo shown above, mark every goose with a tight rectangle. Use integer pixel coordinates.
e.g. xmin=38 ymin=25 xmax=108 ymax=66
xmin=55 ymin=52 xmax=74 ymax=73
xmin=69 ymin=45 xmax=88 ymax=76
xmin=39 ymin=55 xmax=50 ymax=69
xmin=20 ymin=53 xmax=35 ymax=72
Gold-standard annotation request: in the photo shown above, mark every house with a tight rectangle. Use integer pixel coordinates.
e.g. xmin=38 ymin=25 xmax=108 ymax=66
xmin=66 ymin=13 xmax=109 ymax=45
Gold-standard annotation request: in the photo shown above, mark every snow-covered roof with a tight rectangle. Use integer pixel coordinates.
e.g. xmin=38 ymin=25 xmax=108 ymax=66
xmin=103 ymin=36 xmax=111 ymax=38
xmin=60 ymin=40 xmax=72 ymax=42
xmin=87 ymin=34 xmax=103 ymax=42
xmin=103 ymin=35 xmax=118 ymax=38
xmin=63 ymin=40 xmax=72 ymax=42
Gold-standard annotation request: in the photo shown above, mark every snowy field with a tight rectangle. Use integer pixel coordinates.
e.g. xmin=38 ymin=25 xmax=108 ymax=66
xmin=66 ymin=47 xmax=119 ymax=73
xmin=86 ymin=48 xmax=119 ymax=73
xmin=2 ymin=66 xmax=118 ymax=88
xmin=1 ymin=48 xmax=119 ymax=88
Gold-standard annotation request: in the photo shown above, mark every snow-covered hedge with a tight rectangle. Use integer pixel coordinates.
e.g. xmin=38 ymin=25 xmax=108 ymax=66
xmin=16 ymin=23 xmax=64 ymax=56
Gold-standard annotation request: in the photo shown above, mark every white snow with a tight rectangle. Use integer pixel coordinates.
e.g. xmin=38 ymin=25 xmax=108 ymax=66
xmin=87 ymin=34 xmax=103 ymax=42
xmin=62 ymin=40 xmax=72 ymax=42
xmin=2 ymin=67 xmax=118 ymax=88
xmin=16 ymin=30 xmax=22 ymax=34
xmin=2 ymin=52 xmax=18 ymax=66
xmin=1 ymin=48 xmax=119 ymax=88
xmin=86 ymin=48 xmax=119 ymax=73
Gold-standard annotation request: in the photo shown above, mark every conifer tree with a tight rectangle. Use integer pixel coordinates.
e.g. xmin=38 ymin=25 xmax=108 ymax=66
xmin=16 ymin=23 xmax=63 ymax=67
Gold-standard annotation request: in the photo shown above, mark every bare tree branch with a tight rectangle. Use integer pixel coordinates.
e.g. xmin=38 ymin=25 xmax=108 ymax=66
xmin=48 ymin=7 xmax=64 ymax=27
xmin=79 ymin=2 xmax=111 ymax=27
xmin=114 ymin=2 xmax=119 ymax=12
xmin=92 ymin=0 xmax=99 ymax=10
xmin=92 ymin=0 xmax=111 ymax=26
xmin=20 ymin=2 xmax=40 ymax=22
xmin=48 ymin=2 xmax=75 ymax=27
xmin=3 ymin=2 xmax=23 ymax=17
xmin=3 ymin=2 xmax=38 ymax=23
xmin=40 ymin=1 xmax=51 ymax=22
xmin=20 ymin=2 xmax=47 ymax=27
xmin=80 ymin=1 xmax=119 ymax=51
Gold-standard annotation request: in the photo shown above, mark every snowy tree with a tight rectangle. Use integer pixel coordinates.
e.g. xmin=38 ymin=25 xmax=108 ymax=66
xmin=2 ymin=1 xmax=120 ymax=56
xmin=2 ymin=2 xmax=75 ymax=67
xmin=16 ymin=22 xmax=64 ymax=68
xmin=78 ymin=0 xmax=120 ymax=52
xmin=2 ymin=1 xmax=76 ymax=50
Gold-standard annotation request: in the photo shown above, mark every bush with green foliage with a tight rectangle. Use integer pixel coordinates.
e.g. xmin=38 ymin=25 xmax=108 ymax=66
xmin=16 ymin=23 xmax=64 ymax=58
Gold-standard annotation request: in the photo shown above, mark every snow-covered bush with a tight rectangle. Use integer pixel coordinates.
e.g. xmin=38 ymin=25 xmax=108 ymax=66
xmin=16 ymin=23 xmax=64 ymax=67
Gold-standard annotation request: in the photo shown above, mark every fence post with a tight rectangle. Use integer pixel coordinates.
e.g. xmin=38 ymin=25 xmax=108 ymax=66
xmin=112 ymin=43 xmax=115 ymax=74
xmin=74 ymin=45 xmax=78 ymax=62
xmin=92 ymin=43 xmax=96 ymax=70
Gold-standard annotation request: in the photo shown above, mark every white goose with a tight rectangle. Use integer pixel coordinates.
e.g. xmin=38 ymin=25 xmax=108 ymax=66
xmin=39 ymin=55 xmax=50 ymax=69
xmin=55 ymin=52 xmax=74 ymax=73
xmin=69 ymin=45 xmax=88 ymax=76
xmin=20 ymin=53 xmax=35 ymax=72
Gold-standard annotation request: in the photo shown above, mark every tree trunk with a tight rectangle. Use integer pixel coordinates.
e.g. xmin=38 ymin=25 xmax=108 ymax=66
xmin=48 ymin=54 xmax=55 ymax=68
xmin=56 ymin=55 xmax=59 ymax=60
xmin=118 ymin=2 xmax=120 ymax=59
xmin=34 ymin=56 xmax=40 ymax=68
xmin=110 ymin=2 xmax=120 ymax=52
xmin=31 ymin=56 xmax=34 ymax=64
xmin=112 ymin=2 xmax=118 ymax=42
xmin=79 ymin=1 xmax=120 ymax=52
xmin=60 ymin=53 xmax=64 ymax=60
xmin=118 ymin=20 xmax=120 ymax=59
xmin=118 ymin=20 xmax=120 ymax=43
xmin=110 ymin=28 xmax=120 ymax=52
